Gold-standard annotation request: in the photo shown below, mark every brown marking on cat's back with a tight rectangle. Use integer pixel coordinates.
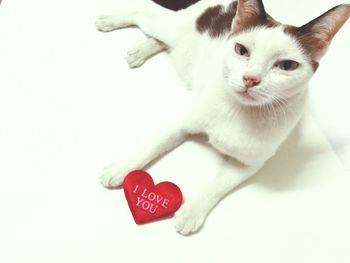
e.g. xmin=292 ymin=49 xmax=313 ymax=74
xmin=196 ymin=5 xmax=222 ymax=35
xmin=196 ymin=2 xmax=237 ymax=38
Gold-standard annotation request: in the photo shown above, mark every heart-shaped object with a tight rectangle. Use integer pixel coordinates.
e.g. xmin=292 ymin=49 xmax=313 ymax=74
xmin=123 ymin=170 xmax=183 ymax=224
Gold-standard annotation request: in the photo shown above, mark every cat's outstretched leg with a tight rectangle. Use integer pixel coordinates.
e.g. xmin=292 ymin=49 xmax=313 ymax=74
xmin=96 ymin=11 xmax=183 ymax=47
xmin=101 ymin=121 xmax=188 ymax=188
xmin=126 ymin=38 xmax=167 ymax=68
xmin=174 ymin=158 xmax=263 ymax=235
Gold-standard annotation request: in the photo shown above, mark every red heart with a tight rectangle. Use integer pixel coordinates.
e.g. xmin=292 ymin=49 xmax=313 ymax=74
xmin=123 ymin=170 xmax=183 ymax=224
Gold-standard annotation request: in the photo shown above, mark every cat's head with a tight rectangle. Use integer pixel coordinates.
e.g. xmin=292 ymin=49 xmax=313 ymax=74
xmin=223 ymin=0 xmax=350 ymax=107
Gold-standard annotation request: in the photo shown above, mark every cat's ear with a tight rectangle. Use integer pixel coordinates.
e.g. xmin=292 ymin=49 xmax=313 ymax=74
xmin=231 ymin=0 xmax=267 ymax=33
xmin=287 ymin=4 xmax=350 ymax=61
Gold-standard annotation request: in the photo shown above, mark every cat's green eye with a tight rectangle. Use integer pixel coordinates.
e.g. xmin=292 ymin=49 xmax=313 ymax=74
xmin=276 ymin=60 xmax=299 ymax=71
xmin=234 ymin=43 xmax=249 ymax=57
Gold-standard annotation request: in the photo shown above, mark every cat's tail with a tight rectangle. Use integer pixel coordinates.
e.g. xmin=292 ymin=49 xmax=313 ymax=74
xmin=151 ymin=0 xmax=201 ymax=11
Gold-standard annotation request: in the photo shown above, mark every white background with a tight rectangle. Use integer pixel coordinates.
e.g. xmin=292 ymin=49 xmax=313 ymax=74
xmin=0 ymin=0 xmax=349 ymax=262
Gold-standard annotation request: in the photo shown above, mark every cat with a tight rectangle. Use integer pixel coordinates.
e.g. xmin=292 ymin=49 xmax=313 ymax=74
xmin=96 ymin=0 xmax=350 ymax=235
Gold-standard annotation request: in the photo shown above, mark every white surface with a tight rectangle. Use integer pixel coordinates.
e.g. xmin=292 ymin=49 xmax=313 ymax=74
xmin=0 ymin=0 xmax=350 ymax=262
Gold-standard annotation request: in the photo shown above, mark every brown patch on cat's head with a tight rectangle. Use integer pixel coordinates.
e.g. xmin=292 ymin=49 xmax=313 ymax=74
xmin=196 ymin=0 xmax=280 ymax=38
xmin=284 ymin=4 xmax=350 ymax=65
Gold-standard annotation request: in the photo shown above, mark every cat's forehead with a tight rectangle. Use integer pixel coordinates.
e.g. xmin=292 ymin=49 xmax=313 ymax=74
xmin=232 ymin=26 xmax=303 ymax=57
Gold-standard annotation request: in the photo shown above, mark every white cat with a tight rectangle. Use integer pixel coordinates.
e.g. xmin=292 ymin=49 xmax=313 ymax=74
xmin=96 ymin=0 xmax=350 ymax=235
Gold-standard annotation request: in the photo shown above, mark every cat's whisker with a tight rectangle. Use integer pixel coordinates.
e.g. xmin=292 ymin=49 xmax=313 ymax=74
xmin=272 ymin=97 xmax=287 ymax=123
xmin=251 ymin=88 xmax=289 ymax=124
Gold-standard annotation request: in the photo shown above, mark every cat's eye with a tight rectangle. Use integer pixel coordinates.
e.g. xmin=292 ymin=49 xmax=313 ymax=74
xmin=275 ymin=60 xmax=299 ymax=71
xmin=234 ymin=43 xmax=249 ymax=57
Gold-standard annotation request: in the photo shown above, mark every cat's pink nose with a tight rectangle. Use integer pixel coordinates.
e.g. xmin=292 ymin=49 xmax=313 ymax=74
xmin=243 ymin=75 xmax=261 ymax=88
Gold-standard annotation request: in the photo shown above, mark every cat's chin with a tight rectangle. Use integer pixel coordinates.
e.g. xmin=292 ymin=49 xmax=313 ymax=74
xmin=233 ymin=91 xmax=266 ymax=107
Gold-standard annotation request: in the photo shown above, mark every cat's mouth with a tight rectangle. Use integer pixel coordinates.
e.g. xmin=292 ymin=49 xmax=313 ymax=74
xmin=236 ymin=90 xmax=255 ymax=100
xmin=234 ymin=89 xmax=267 ymax=106
xmin=235 ymin=90 xmax=258 ymax=104
xmin=227 ymin=82 xmax=266 ymax=106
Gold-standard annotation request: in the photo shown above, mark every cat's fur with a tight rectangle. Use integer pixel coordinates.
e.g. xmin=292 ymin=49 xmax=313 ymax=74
xmin=96 ymin=0 xmax=350 ymax=235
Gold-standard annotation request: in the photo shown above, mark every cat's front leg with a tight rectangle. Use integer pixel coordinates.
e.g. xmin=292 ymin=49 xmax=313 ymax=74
xmin=100 ymin=123 xmax=188 ymax=188
xmin=96 ymin=11 xmax=182 ymax=47
xmin=174 ymin=158 xmax=263 ymax=235
xmin=126 ymin=38 xmax=166 ymax=68
xmin=96 ymin=15 xmax=134 ymax=32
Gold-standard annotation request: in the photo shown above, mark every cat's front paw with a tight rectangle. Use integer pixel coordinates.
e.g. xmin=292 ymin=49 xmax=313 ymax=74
xmin=126 ymin=48 xmax=147 ymax=68
xmin=96 ymin=16 xmax=116 ymax=32
xmin=174 ymin=203 xmax=208 ymax=235
xmin=100 ymin=163 xmax=130 ymax=188
xmin=95 ymin=15 xmax=130 ymax=32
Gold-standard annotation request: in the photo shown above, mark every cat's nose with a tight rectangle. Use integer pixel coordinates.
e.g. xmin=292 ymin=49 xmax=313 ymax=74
xmin=243 ymin=75 xmax=261 ymax=88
